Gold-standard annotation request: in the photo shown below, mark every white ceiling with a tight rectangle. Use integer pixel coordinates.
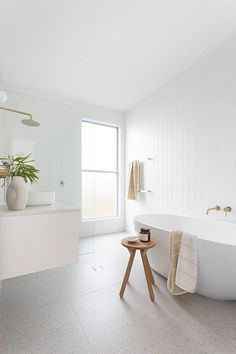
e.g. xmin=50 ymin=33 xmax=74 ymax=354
xmin=1 ymin=0 xmax=236 ymax=111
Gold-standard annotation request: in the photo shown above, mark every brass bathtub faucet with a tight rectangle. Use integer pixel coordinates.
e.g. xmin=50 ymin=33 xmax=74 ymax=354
xmin=206 ymin=205 xmax=221 ymax=215
xmin=223 ymin=206 xmax=232 ymax=217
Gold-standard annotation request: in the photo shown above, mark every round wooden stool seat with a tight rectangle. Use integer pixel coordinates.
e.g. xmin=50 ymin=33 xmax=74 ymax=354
xmin=121 ymin=239 xmax=157 ymax=251
xmin=119 ymin=238 xmax=157 ymax=301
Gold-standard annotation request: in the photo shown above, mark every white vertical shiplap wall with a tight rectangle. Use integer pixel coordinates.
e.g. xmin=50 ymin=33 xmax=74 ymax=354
xmin=125 ymin=36 xmax=236 ymax=231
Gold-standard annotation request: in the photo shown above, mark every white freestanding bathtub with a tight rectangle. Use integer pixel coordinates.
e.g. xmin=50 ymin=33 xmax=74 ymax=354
xmin=134 ymin=214 xmax=236 ymax=300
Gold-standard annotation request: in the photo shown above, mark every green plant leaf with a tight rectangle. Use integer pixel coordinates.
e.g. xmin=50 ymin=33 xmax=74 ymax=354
xmin=0 ymin=153 xmax=39 ymax=187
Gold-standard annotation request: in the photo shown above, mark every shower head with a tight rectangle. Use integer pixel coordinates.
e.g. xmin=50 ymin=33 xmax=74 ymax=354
xmin=0 ymin=106 xmax=40 ymax=127
xmin=21 ymin=118 xmax=40 ymax=127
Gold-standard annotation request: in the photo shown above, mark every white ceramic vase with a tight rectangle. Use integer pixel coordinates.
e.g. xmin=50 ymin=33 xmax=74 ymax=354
xmin=6 ymin=176 xmax=28 ymax=210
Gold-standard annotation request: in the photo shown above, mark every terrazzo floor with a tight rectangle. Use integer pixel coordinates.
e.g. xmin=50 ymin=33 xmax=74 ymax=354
xmin=0 ymin=232 xmax=236 ymax=354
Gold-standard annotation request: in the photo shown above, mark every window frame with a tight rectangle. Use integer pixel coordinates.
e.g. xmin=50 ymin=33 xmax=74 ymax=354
xmin=81 ymin=119 xmax=120 ymax=221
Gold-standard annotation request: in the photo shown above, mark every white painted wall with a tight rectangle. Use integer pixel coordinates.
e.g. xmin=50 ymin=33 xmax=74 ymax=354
xmin=125 ymin=36 xmax=236 ymax=231
xmin=0 ymin=90 xmax=125 ymax=235
xmin=0 ymin=91 xmax=82 ymax=208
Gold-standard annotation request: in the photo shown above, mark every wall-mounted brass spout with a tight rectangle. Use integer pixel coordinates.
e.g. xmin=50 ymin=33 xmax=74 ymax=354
xmin=223 ymin=206 xmax=232 ymax=217
xmin=206 ymin=205 xmax=221 ymax=215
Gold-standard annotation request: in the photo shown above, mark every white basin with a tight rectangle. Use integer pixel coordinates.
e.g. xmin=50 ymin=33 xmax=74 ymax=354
xmin=27 ymin=191 xmax=55 ymax=206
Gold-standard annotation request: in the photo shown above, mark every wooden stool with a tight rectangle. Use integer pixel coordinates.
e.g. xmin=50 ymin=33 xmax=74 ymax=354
xmin=119 ymin=238 xmax=157 ymax=301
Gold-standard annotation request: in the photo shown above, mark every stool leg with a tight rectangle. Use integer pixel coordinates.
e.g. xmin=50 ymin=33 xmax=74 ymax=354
xmin=141 ymin=250 xmax=155 ymax=301
xmin=146 ymin=255 xmax=154 ymax=284
xmin=119 ymin=249 xmax=136 ymax=297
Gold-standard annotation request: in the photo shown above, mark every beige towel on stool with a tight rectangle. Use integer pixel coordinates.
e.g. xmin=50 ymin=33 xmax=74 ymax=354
xmin=167 ymin=231 xmax=186 ymax=295
xmin=175 ymin=232 xmax=198 ymax=293
xmin=127 ymin=160 xmax=140 ymax=200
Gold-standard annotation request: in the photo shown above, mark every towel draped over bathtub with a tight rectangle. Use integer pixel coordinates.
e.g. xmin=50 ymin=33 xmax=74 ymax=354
xmin=167 ymin=231 xmax=197 ymax=295
xmin=127 ymin=160 xmax=140 ymax=200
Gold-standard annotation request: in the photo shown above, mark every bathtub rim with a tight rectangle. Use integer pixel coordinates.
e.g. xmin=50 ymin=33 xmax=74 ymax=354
xmin=133 ymin=213 xmax=236 ymax=246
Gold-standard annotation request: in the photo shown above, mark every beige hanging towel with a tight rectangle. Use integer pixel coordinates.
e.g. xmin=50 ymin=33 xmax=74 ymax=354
xmin=167 ymin=231 xmax=198 ymax=295
xmin=127 ymin=160 xmax=140 ymax=200
xmin=167 ymin=231 xmax=187 ymax=295
xmin=175 ymin=232 xmax=198 ymax=293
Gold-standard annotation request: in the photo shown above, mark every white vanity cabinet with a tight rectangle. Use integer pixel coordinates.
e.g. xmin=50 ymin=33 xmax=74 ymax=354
xmin=0 ymin=204 xmax=80 ymax=280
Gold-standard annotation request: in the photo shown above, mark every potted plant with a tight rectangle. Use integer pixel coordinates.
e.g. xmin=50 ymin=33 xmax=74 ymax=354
xmin=0 ymin=154 xmax=39 ymax=210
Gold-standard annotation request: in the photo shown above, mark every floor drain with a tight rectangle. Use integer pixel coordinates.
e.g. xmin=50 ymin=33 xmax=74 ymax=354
xmin=92 ymin=265 xmax=105 ymax=271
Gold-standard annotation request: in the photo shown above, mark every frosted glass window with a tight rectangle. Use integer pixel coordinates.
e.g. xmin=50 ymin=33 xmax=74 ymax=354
xmin=82 ymin=121 xmax=119 ymax=219
xmin=82 ymin=172 xmax=117 ymax=219
xmin=82 ymin=121 xmax=117 ymax=171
